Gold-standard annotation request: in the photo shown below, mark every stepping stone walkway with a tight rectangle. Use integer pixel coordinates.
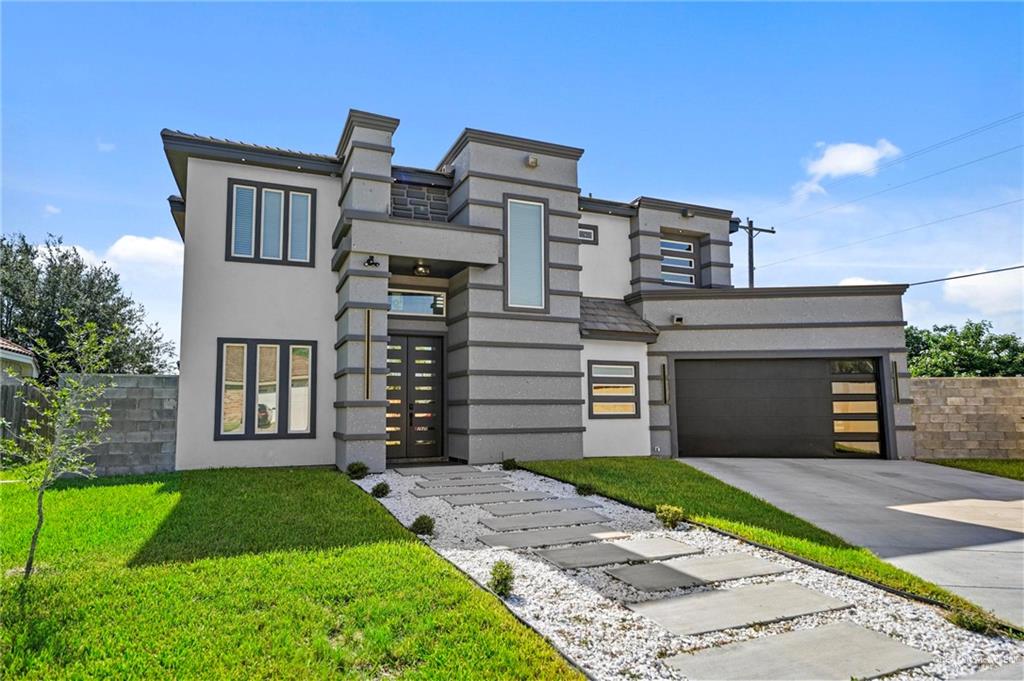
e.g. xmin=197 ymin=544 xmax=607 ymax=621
xmin=480 ymin=509 xmax=608 ymax=532
xmin=627 ymin=581 xmax=851 ymax=636
xmin=607 ymin=553 xmax=790 ymax=592
xmin=396 ymin=464 xmax=936 ymax=679
xmin=537 ymin=537 xmax=701 ymax=569
xmin=666 ymin=621 xmax=934 ymax=680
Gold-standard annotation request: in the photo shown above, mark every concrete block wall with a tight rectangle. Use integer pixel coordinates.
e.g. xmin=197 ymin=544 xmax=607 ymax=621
xmin=85 ymin=374 xmax=177 ymax=475
xmin=911 ymin=377 xmax=1023 ymax=459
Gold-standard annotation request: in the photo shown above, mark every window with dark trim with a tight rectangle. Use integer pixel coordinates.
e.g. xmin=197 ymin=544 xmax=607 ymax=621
xmin=227 ymin=178 xmax=316 ymax=266
xmin=830 ymin=358 xmax=883 ymax=455
xmin=660 ymin=233 xmax=700 ymax=287
xmin=503 ymin=194 xmax=549 ymax=312
xmin=578 ymin=223 xmax=599 ymax=244
xmin=215 ymin=338 xmax=317 ymax=440
xmin=588 ymin=360 xmax=640 ymax=419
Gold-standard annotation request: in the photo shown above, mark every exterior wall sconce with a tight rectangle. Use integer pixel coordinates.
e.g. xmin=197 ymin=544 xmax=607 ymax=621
xmin=363 ymin=255 xmax=380 ymax=268
xmin=525 ymin=154 xmax=539 ymax=168
xmin=413 ymin=262 xmax=431 ymax=277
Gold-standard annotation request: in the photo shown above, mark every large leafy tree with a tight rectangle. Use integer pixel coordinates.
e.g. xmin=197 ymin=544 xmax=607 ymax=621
xmin=0 ymin=233 xmax=174 ymax=381
xmin=906 ymin=320 xmax=1024 ymax=377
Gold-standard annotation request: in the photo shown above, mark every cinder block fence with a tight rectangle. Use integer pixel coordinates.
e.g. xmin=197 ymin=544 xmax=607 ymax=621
xmin=911 ymin=377 xmax=1023 ymax=459
xmin=85 ymin=374 xmax=178 ymax=475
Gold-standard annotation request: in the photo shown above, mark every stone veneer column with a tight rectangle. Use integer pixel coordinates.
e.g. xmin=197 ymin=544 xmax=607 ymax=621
xmin=332 ymin=110 xmax=399 ymax=472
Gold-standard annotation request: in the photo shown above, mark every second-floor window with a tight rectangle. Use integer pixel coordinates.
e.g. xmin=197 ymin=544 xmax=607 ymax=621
xmin=504 ymin=196 xmax=548 ymax=311
xmin=228 ymin=179 xmax=316 ymax=266
xmin=660 ymin=235 xmax=699 ymax=287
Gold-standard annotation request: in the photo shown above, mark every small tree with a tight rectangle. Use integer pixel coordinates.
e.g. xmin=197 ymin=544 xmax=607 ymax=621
xmin=1 ymin=313 xmax=118 ymax=579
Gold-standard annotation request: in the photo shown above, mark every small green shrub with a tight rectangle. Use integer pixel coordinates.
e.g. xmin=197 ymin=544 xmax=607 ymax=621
xmin=346 ymin=462 xmax=369 ymax=480
xmin=655 ymin=504 xmax=686 ymax=529
xmin=371 ymin=482 xmax=390 ymax=498
xmin=501 ymin=458 xmax=518 ymax=471
xmin=575 ymin=482 xmax=596 ymax=496
xmin=488 ymin=560 xmax=515 ymax=598
xmin=409 ymin=514 xmax=435 ymax=535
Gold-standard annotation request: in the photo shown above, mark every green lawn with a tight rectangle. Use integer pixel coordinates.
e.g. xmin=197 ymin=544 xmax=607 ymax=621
xmin=520 ymin=457 xmax=1010 ymax=635
xmin=920 ymin=458 xmax=1024 ymax=482
xmin=0 ymin=468 xmax=580 ymax=680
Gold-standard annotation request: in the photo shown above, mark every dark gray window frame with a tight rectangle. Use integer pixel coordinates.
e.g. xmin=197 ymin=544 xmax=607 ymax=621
xmin=578 ymin=223 xmax=599 ymax=245
xmin=502 ymin=193 xmax=551 ymax=314
xmin=588 ymin=360 xmax=641 ymax=419
xmin=226 ymin=178 xmax=317 ymax=267
xmin=660 ymin=231 xmax=701 ymax=287
xmin=214 ymin=337 xmax=318 ymax=440
xmin=829 ymin=357 xmax=884 ymax=456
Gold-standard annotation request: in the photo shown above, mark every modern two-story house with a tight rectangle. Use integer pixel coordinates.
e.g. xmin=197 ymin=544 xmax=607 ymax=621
xmin=163 ymin=109 xmax=915 ymax=472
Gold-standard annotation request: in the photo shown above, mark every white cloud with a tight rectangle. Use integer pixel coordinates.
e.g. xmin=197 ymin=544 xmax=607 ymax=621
xmin=105 ymin=235 xmax=183 ymax=270
xmin=793 ymin=138 xmax=901 ymax=201
xmin=96 ymin=140 xmax=116 ymax=153
xmin=43 ymin=204 xmax=61 ymax=216
xmin=839 ymin=276 xmax=891 ymax=286
xmin=943 ymin=267 xmax=1024 ymax=316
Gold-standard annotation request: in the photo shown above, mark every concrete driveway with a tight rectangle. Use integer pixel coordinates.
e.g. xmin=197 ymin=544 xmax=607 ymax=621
xmin=685 ymin=458 xmax=1024 ymax=628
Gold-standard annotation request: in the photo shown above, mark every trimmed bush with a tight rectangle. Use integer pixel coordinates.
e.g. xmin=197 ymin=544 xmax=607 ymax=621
xmin=409 ymin=514 xmax=435 ymax=536
xmin=501 ymin=458 xmax=519 ymax=471
xmin=346 ymin=462 xmax=369 ymax=480
xmin=371 ymin=482 xmax=390 ymax=498
xmin=574 ymin=482 xmax=596 ymax=496
xmin=488 ymin=560 xmax=515 ymax=598
xmin=656 ymin=504 xmax=686 ymax=529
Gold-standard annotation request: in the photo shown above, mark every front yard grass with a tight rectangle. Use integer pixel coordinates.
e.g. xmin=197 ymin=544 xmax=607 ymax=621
xmin=920 ymin=458 xmax=1024 ymax=482
xmin=0 ymin=467 xmax=580 ymax=679
xmin=520 ymin=457 xmax=1011 ymax=635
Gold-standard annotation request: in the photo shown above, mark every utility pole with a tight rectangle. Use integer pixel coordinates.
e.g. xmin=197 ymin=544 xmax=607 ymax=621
xmin=729 ymin=218 xmax=776 ymax=288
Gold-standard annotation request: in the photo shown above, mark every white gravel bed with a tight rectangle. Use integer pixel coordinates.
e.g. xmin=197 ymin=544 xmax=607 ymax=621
xmin=356 ymin=465 xmax=1023 ymax=680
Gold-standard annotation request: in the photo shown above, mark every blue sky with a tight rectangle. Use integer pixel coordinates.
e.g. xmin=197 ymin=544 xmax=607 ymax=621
xmin=3 ymin=2 xmax=1022 ymax=354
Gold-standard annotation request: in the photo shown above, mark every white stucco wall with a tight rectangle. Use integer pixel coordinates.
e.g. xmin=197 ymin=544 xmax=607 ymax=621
xmin=175 ymin=158 xmax=340 ymax=469
xmin=578 ymin=212 xmax=632 ymax=299
xmin=581 ymin=339 xmax=651 ymax=457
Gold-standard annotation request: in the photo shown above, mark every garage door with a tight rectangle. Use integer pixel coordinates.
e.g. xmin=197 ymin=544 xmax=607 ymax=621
xmin=674 ymin=358 xmax=884 ymax=458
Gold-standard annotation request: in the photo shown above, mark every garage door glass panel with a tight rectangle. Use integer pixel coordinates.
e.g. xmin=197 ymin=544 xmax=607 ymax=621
xmin=835 ymin=441 xmax=881 ymax=454
xmin=833 ymin=420 xmax=879 ymax=433
xmin=832 ymin=401 xmax=878 ymax=414
xmin=832 ymin=381 xmax=876 ymax=395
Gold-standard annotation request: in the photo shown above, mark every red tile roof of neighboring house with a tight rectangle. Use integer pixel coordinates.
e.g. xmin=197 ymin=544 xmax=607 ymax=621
xmin=0 ymin=338 xmax=35 ymax=358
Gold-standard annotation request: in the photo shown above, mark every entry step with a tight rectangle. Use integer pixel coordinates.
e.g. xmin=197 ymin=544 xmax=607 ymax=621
xmin=607 ymin=553 xmax=790 ymax=592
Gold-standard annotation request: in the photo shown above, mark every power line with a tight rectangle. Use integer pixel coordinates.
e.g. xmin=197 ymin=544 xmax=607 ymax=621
xmin=759 ymin=198 xmax=1024 ymax=269
xmin=777 ymin=144 xmax=1023 ymax=227
xmin=907 ymin=265 xmax=1023 ymax=287
xmin=748 ymin=111 xmax=1024 ymax=216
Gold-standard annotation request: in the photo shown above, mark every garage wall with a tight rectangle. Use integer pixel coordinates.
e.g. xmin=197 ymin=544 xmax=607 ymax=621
xmin=911 ymin=377 xmax=1024 ymax=459
xmin=581 ymin=340 xmax=651 ymax=457
xmin=632 ymin=286 xmax=915 ymax=459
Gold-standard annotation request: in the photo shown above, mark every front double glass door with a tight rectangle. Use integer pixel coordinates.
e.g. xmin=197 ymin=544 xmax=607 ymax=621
xmin=386 ymin=335 xmax=443 ymax=460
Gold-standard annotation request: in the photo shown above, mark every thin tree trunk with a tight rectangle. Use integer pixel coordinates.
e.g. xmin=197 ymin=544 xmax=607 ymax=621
xmin=24 ymin=485 xmax=45 ymax=579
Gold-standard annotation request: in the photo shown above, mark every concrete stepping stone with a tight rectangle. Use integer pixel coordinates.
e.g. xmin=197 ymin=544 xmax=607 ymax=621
xmin=627 ymin=581 xmax=850 ymax=636
xmin=420 ymin=470 xmax=499 ymax=481
xmin=480 ymin=509 xmax=608 ymax=532
xmin=485 ymin=498 xmax=602 ymax=516
xmin=445 ymin=491 xmax=553 ymax=506
xmin=608 ymin=553 xmax=790 ymax=592
xmin=478 ymin=524 xmax=628 ymax=549
xmin=536 ymin=537 xmax=701 ymax=569
xmin=666 ymin=621 xmax=934 ymax=680
xmin=417 ymin=476 xmax=509 ymax=488
xmin=394 ymin=464 xmax=478 ymax=476
xmin=956 ymin=661 xmax=1024 ymax=680
xmin=409 ymin=484 xmax=509 ymax=498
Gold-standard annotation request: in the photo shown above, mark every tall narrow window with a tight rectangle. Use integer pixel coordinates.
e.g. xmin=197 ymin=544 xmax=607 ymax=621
xmin=289 ymin=345 xmax=312 ymax=434
xmin=261 ymin=189 xmax=284 ymax=260
xmin=289 ymin=193 xmax=311 ymax=262
xmin=255 ymin=344 xmax=279 ymax=434
xmin=231 ymin=185 xmax=256 ymax=257
xmin=505 ymin=197 xmax=546 ymax=309
xmin=220 ymin=343 xmax=247 ymax=435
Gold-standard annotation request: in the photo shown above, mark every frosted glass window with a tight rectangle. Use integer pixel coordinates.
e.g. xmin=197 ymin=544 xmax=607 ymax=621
xmin=289 ymin=193 xmax=311 ymax=262
xmin=232 ymin=186 xmax=256 ymax=257
xmin=506 ymin=199 xmax=545 ymax=308
xmin=261 ymin=190 xmax=284 ymax=260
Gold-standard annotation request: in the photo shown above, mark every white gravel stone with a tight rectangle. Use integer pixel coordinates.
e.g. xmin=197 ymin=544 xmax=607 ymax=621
xmin=356 ymin=465 xmax=1024 ymax=681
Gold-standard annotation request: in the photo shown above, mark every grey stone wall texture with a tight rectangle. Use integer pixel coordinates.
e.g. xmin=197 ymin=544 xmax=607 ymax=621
xmin=911 ymin=377 xmax=1023 ymax=459
xmin=88 ymin=374 xmax=177 ymax=475
xmin=390 ymin=182 xmax=448 ymax=222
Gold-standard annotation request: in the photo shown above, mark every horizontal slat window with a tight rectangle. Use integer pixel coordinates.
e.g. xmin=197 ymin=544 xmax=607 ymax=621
xmin=660 ymin=239 xmax=693 ymax=253
xmin=662 ymin=255 xmax=695 ymax=270
xmin=661 ymin=234 xmax=700 ymax=287
xmin=589 ymin=360 xmax=640 ymax=419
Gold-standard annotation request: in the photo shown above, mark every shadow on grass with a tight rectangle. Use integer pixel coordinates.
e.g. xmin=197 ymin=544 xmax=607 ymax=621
xmin=128 ymin=467 xmax=414 ymax=566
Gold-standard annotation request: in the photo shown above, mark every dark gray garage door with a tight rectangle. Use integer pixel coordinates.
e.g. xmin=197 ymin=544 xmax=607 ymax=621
xmin=674 ymin=358 xmax=883 ymax=458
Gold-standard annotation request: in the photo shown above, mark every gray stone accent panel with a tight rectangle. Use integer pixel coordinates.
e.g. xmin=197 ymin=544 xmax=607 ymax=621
xmin=390 ymin=182 xmax=448 ymax=222
xmin=911 ymin=377 xmax=1023 ymax=459
xmin=82 ymin=374 xmax=177 ymax=476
